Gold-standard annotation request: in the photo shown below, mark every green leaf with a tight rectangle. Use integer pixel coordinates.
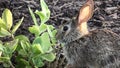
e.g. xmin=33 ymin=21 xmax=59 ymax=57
xmin=4 ymin=39 xmax=18 ymax=57
xmin=16 ymin=56 xmax=31 ymax=68
xmin=52 ymin=30 xmax=57 ymax=37
xmin=0 ymin=28 xmax=11 ymax=37
xmin=35 ymin=0 xmax=50 ymax=24
xmin=51 ymin=30 xmax=57 ymax=44
xmin=20 ymin=41 xmax=31 ymax=54
xmin=40 ymin=32 xmax=51 ymax=52
xmin=32 ymin=55 xmax=44 ymax=67
xmin=33 ymin=37 xmax=43 ymax=53
xmin=0 ymin=44 xmax=4 ymax=51
xmin=2 ymin=9 xmax=13 ymax=30
xmin=15 ymin=35 xmax=30 ymax=43
xmin=41 ymin=53 xmax=55 ymax=62
xmin=18 ymin=49 xmax=27 ymax=57
xmin=10 ymin=39 xmax=18 ymax=53
xmin=32 ymin=44 xmax=43 ymax=54
xmin=39 ymin=23 xmax=47 ymax=34
xmin=29 ymin=25 xmax=40 ymax=36
xmin=0 ymin=17 xmax=6 ymax=29
xmin=28 ymin=7 xmax=38 ymax=26
xmin=47 ymin=25 xmax=53 ymax=37
xmin=20 ymin=59 xmax=30 ymax=66
xmin=47 ymin=25 xmax=57 ymax=37
xmin=48 ymin=25 xmax=55 ymax=30
xmin=0 ymin=44 xmax=3 ymax=57
xmin=33 ymin=32 xmax=51 ymax=53
xmin=12 ymin=17 xmax=24 ymax=34
xmin=0 ymin=57 xmax=10 ymax=62
xmin=3 ymin=39 xmax=18 ymax=58
xmin=40 ymin=0 xmax=49 ymax=12
xmin=35 ymin=11 xmax=45 ymax=24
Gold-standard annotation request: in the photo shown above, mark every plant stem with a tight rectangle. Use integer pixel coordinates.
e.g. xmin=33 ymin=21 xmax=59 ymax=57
xmin=9 ymin=61 xmax=15 ymax=68
xmin=11 ymin=34 xmax=14 ymax=39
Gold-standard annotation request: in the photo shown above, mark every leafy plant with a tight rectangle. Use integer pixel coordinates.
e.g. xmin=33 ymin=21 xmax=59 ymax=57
xmin=0 ymin=0 xmax=57 ymax=68
xmin=0 ymin=9 xmax=24 ymax=38
xmin=0 ymin=9 xmax=24 ymax=68
xmin=27 ymin=0 xmax=57 ymax=67
xmin=13 ymin=0 xmax=56 ymax=67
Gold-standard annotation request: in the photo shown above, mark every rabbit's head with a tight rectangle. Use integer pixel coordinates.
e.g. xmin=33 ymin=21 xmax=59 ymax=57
xmin=56 ymin=0 xmax=94 ymax=44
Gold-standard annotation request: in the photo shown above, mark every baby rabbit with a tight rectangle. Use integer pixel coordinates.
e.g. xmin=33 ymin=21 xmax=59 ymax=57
xmin=56 ymin=0 xmax=120 ymax=68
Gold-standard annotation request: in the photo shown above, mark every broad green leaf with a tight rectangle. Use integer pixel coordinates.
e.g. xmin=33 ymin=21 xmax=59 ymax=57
xmin=10 ymin=39 xmax=18 ymax=53
xmin=52 ymin=30 xmax=57 ymax=37
xmin=35 ymin=11 xmax=49 ymax=24
xmin=12 ymin=17 xmax=24 ymax=34
xmin=35 ymin=11 xmax=45 ymax=24
xmin=32 ymin=44 xmax=43 ymax=54
xmin=40 ymin=0 xmax=49 ymax=12
xmin=15 ymin=35 xmax=30 ymax=43
xmin=0 ymin=28 xmax=11 ymax=37
xmin=2 ymin=9 xmax=13 ymax=30
xmin=51 ymin=38 xmax=57 ymax=45
xmin=33 ymin=37 xmax=41 ymax=45
xmin=28 ymin=7 xmax=38 ymax=26
xmin=32 ymin=55 xmax=44 ymax=67
xmin=29 ymin=25 xmax=40 ymax=36
xmin=39 ymin=23 xmax=47 ymax=34
xmin=33 ymin=37 xmax=43 ymax=53
xmin=1 ymin=40 xmax=18 ymax=58
xmin=51 ymin=30 xmax=57 ymax=44
xmin=33 ymin=33 xmax=51 ymax=52
xmin=35 ymin=0 xmax=50 ymax=24
xmin=40 ymin=32 xmax=51 ymax=52
xmin=0 ymin=57 xmax=10 ymax=62
xmin=4 ymin=39 xmax=18 ymax=57
xmin=41 ymin=53 xmax=55 ymax=62
xmin=48 ymin=25 xmax=55 ymax=30
xmin=0 ymin=17 xmax=6 ymax=29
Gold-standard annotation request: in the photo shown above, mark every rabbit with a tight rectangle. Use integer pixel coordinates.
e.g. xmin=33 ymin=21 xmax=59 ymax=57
xmin=56 ymin=0 xmax=120 ymax=68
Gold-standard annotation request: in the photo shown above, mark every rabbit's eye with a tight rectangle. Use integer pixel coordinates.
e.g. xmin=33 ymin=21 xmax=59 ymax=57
xmin=63 ymin=26 xmax=68 ymax=31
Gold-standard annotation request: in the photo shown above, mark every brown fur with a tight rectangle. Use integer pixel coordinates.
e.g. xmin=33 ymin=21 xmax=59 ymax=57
xmin=56 ymin=0 xmax=120 ymax=68
xmin=64 ymin=29 xmax=120 ymax=68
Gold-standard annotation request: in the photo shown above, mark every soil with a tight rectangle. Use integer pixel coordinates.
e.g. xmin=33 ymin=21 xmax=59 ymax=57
xmin=0 ymin=0 xmax=120 ymax=68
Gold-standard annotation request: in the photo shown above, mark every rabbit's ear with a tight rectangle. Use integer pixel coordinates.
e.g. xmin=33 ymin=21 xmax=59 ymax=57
xmin=78 ymin=0 xmax=94 ymax=25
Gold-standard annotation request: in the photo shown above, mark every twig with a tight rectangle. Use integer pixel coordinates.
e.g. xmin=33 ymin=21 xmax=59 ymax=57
xmin=51 ymin=13 xmax=64 ymax=18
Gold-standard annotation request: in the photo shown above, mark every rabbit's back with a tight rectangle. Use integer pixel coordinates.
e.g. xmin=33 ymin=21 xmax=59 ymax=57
xmin=64 ymin=29 xmax=120 ymax=68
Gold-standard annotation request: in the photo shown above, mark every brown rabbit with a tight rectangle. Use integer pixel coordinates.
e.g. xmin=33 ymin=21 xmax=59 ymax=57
xmin=56 ymin=0 xmax=120 ymax=68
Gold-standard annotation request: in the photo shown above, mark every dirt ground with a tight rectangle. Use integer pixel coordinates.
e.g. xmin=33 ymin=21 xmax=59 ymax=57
xmin=0 ymin=0 xmax=120 ymax=68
